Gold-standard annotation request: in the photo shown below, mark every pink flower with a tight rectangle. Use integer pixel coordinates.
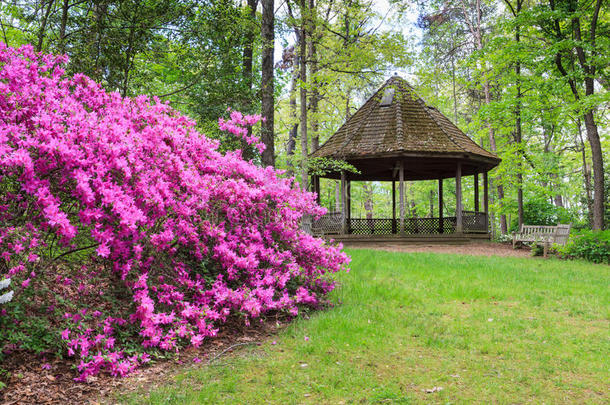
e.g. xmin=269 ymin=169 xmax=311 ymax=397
xmin=61 ymin=329 xmax=70 ymax=340
xmin=96 ymin=244 xmax=110 ymax=258
xmin=190 ymin=334 xmax=204 ymax=348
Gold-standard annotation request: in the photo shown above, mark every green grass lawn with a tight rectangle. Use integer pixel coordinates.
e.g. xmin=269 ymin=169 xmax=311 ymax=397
xmin=121 ymin=250 xmax=609 ymax=404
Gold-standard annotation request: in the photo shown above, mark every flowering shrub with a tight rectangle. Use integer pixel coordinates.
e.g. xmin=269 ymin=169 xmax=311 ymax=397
xmin=0 ymin=43 xmax=348 ymax=380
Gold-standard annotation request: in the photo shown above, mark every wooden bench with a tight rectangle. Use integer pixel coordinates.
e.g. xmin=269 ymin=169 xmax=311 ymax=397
xmin=512 ymin=223 xmax=572 ymax=256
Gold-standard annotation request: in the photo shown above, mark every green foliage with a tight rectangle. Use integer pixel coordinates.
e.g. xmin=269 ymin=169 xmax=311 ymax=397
xmin=509 ymin=198 xmax=574 ymax=232
xmin=558 ymin=230 xmax=610 ymax=264
xmin=307 ymin=157 xmax=359 ymax=177
xmin=0 ymin=263 xmax=138 ymax=366
xmin=0 ymin=288 xmax=63 ymax=361
xmin=530 ymin=243 xmax=545 ymax=257
xmin=0 ymin=0 xmax=261 ymax=136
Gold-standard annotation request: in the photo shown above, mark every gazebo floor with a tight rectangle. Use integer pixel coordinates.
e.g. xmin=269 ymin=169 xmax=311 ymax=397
xmin=324 ymin=232 xmax=491 ymax=244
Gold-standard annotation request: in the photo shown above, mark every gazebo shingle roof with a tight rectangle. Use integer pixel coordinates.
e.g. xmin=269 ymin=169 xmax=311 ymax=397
xmin=311 ymin=76 xmax=500 ymax=163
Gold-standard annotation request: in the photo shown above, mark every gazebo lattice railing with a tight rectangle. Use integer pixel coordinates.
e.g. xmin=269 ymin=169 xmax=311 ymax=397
xmin=313 ymin=211 xmax=487 ymax=237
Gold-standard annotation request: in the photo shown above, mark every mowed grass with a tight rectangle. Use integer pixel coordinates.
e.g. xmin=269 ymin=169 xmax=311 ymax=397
xmin=122 ymin=250 xmax=609 ymax=404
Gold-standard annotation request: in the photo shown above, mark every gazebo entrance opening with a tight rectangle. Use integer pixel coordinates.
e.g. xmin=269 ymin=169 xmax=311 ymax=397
xmin=309 ymin=75 xmax=500 ymax=241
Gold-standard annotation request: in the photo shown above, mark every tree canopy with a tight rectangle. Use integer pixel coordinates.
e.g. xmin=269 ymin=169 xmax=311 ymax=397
xmin=0 ymin=0 xmax=607 ymax=231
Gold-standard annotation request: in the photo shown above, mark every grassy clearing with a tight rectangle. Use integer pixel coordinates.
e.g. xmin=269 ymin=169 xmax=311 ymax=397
xmin=121 ymin=250 xmax=609 ymax=404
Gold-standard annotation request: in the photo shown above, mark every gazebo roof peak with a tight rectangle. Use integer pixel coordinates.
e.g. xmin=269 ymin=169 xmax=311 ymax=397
xmin=311 ymin=75 xmax=500 ymax=166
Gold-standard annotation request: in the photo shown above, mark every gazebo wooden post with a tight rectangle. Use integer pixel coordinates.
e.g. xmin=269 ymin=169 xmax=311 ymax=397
xmin=474 ymin=170 xmax=479 ymax=212
xmin=399 ymin=161 xmax=405 ymax=234
xmin=347 ymin=180 xmax=351 ymax=234
xmin=341 ymin=171 xmax=347 ymax=234
xmin=392 ymin=180 xmax=396 ymax=234
xmin=311 ymin=175 xmax=321 ymax=204
xmin=456 ymin=162 xmax=463 ymax=233
xmin=483 ymin=171 xmax=489 ymax=231
xmin=438 ymin=177 xmax=444 ymax=233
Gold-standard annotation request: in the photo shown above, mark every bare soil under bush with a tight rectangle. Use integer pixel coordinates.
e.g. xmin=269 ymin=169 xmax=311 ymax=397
xmin=344 ymin=241 xmax=532 ymax=258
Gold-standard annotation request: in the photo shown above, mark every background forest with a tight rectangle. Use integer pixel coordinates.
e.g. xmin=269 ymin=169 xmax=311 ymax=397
xmin=1 ymin=0 xmax=607 ymax=235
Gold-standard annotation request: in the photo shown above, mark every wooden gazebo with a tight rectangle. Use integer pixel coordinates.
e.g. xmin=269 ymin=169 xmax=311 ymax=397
xmin=310 ymin=76 xmax=501 ymax=241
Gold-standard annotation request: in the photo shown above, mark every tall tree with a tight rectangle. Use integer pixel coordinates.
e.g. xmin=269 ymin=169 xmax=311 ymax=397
xmin=540 ymin=0 xmax=606 ymax=229
xmin=261 ymin=0 xmax=275 ymax=166
xmin=502 ymin=0 xmax=524 ymax=229
xmin=298 ymin=0 xmax=309 ymax=189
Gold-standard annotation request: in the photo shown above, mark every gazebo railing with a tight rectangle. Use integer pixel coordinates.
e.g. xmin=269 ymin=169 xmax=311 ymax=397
xmin=349 ymin=218 xmax=395 ymax=235
xmin=312 ymin=211 xmax=488 ymax=236
xmin=462 ymin=211 xmax=488 ymax=233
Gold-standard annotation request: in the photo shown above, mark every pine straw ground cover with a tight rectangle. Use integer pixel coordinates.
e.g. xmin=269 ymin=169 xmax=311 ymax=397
xmin=119 ymin=250 xmax=609 ymax=404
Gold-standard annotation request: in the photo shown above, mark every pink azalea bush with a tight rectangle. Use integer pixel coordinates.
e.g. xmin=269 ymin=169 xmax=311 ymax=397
xmin=0 ymin=43 xmax=348 ymax=380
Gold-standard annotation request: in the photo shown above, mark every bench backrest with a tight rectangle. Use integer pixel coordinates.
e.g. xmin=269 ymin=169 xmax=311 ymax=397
xmin=553 ymin=223 xmax=572 ymax=245
xmin=520 ymin=225 xmax=557 ymax=235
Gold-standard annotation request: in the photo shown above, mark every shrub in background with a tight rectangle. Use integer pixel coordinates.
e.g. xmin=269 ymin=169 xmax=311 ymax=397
xmin=557 ymin=230 xmax=610 ymax=264
xmin=0 ymin=43 xmax=349 ymax=380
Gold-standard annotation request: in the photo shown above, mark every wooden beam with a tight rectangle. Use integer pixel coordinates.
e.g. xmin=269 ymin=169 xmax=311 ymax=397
xmin=474 ymin=170 xmax=479 ymax=212
xmin=341 ymin=171 xmax=347 ymax=234
xmin=438 ymin=177 xmax=444 ymax=233
xmin=399 ymin=160 xmax=405 ymax=234
xmin=311 ymin=175 xmax=320 ymax=204
xmin=347 ymin=180 xmax=351 ymax=234
xmin=456 ymin=162 xmax=463 ymax=233
xmin=484 ymin=171 xmax=489 ymax=232
xmin=392 ymin=180 xmax=396 ymax=234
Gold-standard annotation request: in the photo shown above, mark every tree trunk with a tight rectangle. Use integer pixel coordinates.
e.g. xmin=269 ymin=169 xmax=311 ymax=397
xmin=59 ymin=0 xmax=70 ymax=53
xmin=242 ymin=0 xmax=258 ymax=159
xmin=583 ymin=110 xmax=604 ymax=229
xmin=121 ymin=2 xmax=140 ymax=97
xmin=514 ymin=1 xmax=524 ymax=229
xmin=308 ymin=0 xmax=320 ymax=152
xmin=299 ymin=0 xmax=308 ymax=190
xmin=577 ymin=119 xmax=594 ymax=225
xmin=261 ymin=0 xmax=275 ymax=167
xmin=286 ymin=59 xmax=299 ymax=176
xmin=37 ymin=0 xmax=55 ymax=52
xmin=362 ymin=183 xmax=374 ymax=219
xmin=335 ymin=181 xmax=341 ymax=212
xmin=502 ymin=0 xmax=524 ymax=228
xmin=483 ymin=82 xmax=507 ymax=234
xmin=90 ymin=1 xmax=108 ymax=81
xmin=451 ymin=55 xmax=458 ymax=122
